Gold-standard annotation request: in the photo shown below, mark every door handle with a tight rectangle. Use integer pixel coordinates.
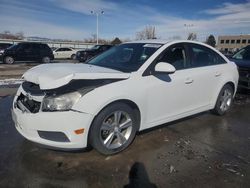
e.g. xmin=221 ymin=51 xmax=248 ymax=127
xmin=185 ymin=78 xmax=193 ymax=84
xmin=215 ymin=72 xmax=222 ymax=77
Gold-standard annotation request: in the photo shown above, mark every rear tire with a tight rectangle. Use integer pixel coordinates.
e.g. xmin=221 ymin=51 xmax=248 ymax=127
xmin=89 ymin=103 xmax=138 ymax=155
xmin=42 ymin=56 xmax=51 ymax=63
xmin=4 ymin=56 xmax=14 ymax=64
xmin=212 ymin=84 xmax=234 ymax=116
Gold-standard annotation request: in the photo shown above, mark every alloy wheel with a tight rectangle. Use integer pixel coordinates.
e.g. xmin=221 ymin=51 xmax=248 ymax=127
xmin=219 ymin=88 xmax=233 ymax=112
xmin=99 ymin=111 xmax=133 ymax=150
xmin=5 ymin=56 xmax=14 ymax=64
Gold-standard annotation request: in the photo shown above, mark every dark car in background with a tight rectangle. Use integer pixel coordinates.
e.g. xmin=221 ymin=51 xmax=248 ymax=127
xmin=2 ymin=42 xmax=54 ymax=64
xmin=76 ymin=44 xmax=113 ymax=62
xmin=0 ymin=43 xmax=12 ymax=56
xmin=229 ymin=45 xmax=250 ymax=90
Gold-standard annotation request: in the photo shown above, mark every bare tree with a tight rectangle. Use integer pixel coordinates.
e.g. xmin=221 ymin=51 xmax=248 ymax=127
xmin=136 ymin=26 xmax=156 ymax=40
xmin=187 ymin=32 xmax=197 ymax=40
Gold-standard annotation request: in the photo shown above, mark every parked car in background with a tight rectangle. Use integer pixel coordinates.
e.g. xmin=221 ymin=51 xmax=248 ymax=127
xmin=12 ymin=40 xmax=238 ymax=155
xmin=229 ymin=45 xmax=250 ymax=90
xmin=76 ymin=44 xmax=113 ymax=62
xmin=53 ymin=47 xmax=77 ymax=59
xmin=0 ymin=43 xmax=12 ymax=56
xmin=2 ymin=42 xmax=54 ymax=64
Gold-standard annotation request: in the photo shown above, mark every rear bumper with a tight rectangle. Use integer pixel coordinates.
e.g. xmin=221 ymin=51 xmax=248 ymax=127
xmin=12 ymin=103 xmax=94 ymax=149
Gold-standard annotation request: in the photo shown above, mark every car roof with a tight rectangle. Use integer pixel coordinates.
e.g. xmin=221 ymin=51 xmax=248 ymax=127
xmin=124 ymin=39 xmax=209 ymax=45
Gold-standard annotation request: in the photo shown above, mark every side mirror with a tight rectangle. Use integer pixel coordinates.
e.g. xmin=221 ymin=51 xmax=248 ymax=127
xmin=154 ymin=62 xmax=176 ymax=74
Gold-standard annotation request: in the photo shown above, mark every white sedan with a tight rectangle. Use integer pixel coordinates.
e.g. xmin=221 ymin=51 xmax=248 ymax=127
xmin=12 ymin=40 xmax=238 ymax=155
xmin=53 ymin=47 xmax=77 ymax=59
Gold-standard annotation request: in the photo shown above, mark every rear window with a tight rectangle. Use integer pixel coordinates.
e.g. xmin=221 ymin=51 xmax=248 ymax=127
xmin=40 ymin=44 xmax=51 ymax=51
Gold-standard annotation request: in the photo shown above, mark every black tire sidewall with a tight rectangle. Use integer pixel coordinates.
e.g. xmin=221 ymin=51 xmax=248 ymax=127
xmin=213 ymin=84 xmax=234 ymax=115
xmin=4 ymin=56 xmax=14 ymax=64
xmin=42 ymin=56 xmax=50 ymax=63
xmin=89 ymin=103 xmax=138 ymax=155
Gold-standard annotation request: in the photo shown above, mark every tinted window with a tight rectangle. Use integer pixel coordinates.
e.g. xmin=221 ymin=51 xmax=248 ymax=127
xmin=156 ymin=44 xmax=187 ymax=70
xmin=31 ymin=44 xmax=40 ymax=50
xmin=56 ymin=48 xmax=70 ymax=52
xmin=64 ymin=48 xmax=72 ymax=51
xmin=21 ymin=43 xmax=33 ymax=50
xmin=40 ymin=44 xmax=51 ymax=51
xmin=189 ymin=44 xmax=226 ymax=67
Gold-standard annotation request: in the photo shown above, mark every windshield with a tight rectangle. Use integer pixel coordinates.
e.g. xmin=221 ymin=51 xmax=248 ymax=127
xmin=91 ymin=45 xmax=101 ymax=50
xmin=232 ymin=48 xmax=250 ymax=60
xmin=6 ymin=44 xmax=18 ymax=50
xmin=87 ymin=43 xmax=162 ymax=72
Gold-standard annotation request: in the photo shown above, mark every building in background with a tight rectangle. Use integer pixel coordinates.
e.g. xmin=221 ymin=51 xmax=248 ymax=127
xmin=217 ymin=35 xmax=250 ymax=53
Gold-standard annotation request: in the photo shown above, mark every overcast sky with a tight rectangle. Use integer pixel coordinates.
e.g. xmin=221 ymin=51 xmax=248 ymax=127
xmin=0 ymin=0 xmax=250 ymax=41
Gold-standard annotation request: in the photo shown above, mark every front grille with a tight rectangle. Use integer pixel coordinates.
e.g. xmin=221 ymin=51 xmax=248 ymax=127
xmin=16 ymin=93 xmax=41 ymax=113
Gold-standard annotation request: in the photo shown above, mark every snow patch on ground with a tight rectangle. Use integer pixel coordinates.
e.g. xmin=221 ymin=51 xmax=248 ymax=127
xmin=0 ymin=79 xmax=24 ymax=86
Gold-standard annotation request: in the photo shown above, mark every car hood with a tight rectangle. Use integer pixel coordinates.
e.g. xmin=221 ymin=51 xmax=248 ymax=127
xmin=22 ymin=63 xmax=130 ymax=90
xmin=229 ymin=58 xmax=250 ymax=69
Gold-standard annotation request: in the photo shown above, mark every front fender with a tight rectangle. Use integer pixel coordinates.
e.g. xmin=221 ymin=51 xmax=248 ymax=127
xmin=71 ymin=78 xmax=145 ymax=122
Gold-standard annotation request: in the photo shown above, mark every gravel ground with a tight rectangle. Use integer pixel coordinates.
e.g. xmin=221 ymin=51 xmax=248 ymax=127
xmin=0 ymin=86 xmax=250 ymax=188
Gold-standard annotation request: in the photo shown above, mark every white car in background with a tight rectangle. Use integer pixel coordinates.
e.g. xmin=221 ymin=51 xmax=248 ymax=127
xmin=12 ymin=40 xmax=238 ymax=155
xmin=53 ymin=47 xmax=77 ymax=59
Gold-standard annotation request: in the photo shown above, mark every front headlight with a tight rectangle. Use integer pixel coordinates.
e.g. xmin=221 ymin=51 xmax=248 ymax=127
xmin=42 ymin=91 xmax=82 ymax=111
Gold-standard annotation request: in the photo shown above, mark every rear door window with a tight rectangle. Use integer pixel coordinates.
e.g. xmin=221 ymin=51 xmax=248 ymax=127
xmin=188 ymin=44 xmax=226 ymax=68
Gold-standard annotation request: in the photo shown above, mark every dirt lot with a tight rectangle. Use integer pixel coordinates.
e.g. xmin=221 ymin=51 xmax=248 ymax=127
xmin=0 ymin=85 xmax=250 ymax=188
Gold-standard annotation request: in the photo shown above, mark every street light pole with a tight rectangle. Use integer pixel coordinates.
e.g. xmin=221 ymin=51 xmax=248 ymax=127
xmin=91 ymin=10 xmax=104 ymax=44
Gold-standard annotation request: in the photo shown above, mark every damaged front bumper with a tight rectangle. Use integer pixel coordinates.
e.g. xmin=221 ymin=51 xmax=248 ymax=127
xmin=11 ymin=86 xmax=94 ymax=150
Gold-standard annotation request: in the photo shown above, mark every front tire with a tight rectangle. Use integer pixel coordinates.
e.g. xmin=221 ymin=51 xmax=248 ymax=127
xmin=89 ymin=103 xmax=138 ymax=155
xmin=212 ymin=84 xmax=234 ymax=115
xmin=4 ymin=56 xmax=14 ymax=64
xmin=71 ymin=54 xmax=76 ymax=60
